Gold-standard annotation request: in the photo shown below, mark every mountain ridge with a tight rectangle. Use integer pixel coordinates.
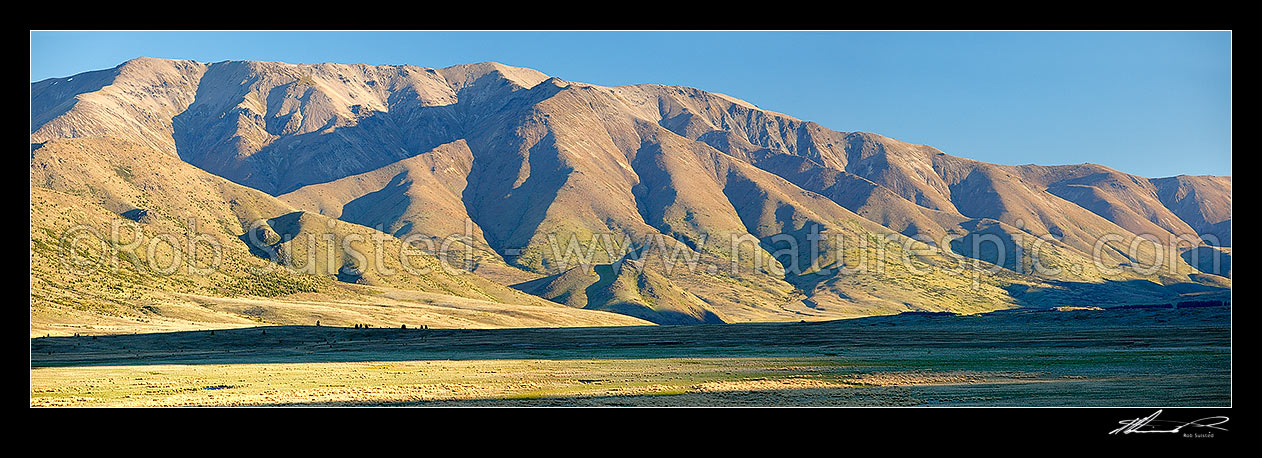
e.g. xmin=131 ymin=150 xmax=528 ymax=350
xmin=31 ymin=57 xmax=1231 ymax=330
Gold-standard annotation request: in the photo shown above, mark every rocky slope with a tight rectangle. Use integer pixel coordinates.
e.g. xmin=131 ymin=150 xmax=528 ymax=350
xmin=31 ymin=57 xmax=1231 ymax=327
xmin=29 ymin=136 xmax=649 ymax=335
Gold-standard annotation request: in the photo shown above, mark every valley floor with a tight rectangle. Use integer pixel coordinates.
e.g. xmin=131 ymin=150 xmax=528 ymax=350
xmin=30 ymin=307 xmax=1230 ymax=407
xmin=29 ymin=287 xmax=652 ymax=338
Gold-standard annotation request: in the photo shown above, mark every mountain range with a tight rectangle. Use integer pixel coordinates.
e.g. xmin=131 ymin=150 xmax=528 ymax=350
xmin=29 ymin=57 xmax=1231 ymax=335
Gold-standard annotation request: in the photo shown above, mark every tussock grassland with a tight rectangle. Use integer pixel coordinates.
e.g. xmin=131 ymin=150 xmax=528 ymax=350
xmin=30 ymin=358 xmax=1054 ymax=407
xmin=31 ymin=307 xmax=1230 ymax=406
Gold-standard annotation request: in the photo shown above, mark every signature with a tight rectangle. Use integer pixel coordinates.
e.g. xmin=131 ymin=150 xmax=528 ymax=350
xmin=1110 ymin=410 xmax=1229 ymax=435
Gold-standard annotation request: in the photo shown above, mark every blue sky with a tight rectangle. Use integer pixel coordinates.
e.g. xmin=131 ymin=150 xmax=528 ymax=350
xmin=30 ymin=30 xmax=1231 ymax=177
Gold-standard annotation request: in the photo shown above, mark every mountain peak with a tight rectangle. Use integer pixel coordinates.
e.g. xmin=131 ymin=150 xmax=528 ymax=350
xmin=435 ymin=61 xmax=550 ymax=90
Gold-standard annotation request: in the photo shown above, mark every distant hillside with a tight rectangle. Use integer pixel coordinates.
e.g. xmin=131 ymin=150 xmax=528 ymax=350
xmin=29 ymin=136 xmax=648 ymax=336
xmin=31 ymin=58 xmax=1230 ymax=328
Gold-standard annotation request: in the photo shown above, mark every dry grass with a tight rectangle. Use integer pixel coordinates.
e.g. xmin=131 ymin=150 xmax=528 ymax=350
xmin=30 ymin=306 xmax=1231 ymax=407
xmin=30 ymin=358 xmax=1055 ymax=407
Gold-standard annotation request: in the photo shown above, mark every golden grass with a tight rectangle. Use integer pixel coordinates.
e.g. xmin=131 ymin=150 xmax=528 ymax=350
xmin=30 ymin=358 xmax=1053 ymax=407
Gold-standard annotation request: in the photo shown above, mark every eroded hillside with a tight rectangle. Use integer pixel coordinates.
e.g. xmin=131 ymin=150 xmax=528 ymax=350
xmin=30 ymin=58 xmax=1231 ymax=329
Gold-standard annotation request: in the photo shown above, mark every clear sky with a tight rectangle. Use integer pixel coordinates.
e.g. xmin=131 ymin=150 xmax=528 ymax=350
xmin=30 ymin=30 xmax=1231 ymax=177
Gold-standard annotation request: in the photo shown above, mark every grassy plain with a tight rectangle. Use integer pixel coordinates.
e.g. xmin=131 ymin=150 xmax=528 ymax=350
xmin=31 ymin=307 xmax=1230 ymax=407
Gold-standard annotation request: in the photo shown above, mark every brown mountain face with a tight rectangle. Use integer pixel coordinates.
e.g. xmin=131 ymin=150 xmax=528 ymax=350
xmin=31 ymin=57 xmax=1231 ymax=328
xmin=29 ymin=135 xmax=649 ymax=336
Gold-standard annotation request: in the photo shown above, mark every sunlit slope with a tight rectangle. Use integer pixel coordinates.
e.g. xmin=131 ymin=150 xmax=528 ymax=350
xmin=31 ymin=58 xmax=1230 ymax=326
xmin=30 ymin=137 xmax=649 ymax=336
